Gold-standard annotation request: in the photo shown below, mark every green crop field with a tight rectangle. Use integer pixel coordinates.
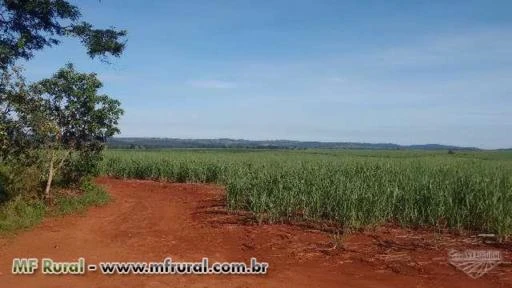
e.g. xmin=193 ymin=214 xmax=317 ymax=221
xmin=101 ymin=149 xmax=512 ymax=236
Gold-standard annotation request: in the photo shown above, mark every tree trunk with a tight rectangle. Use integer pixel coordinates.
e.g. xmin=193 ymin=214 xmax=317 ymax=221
xmin=44 ymin=150 xmax=55 ymax=202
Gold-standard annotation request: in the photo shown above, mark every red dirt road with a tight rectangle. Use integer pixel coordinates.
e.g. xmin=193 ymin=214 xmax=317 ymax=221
xmin=0 ymin=177 xmax=511 ymax=288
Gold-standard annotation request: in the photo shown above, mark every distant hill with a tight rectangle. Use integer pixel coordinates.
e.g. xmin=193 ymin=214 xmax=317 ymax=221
xmin=107 ymin=137 xmax=481 ymax=151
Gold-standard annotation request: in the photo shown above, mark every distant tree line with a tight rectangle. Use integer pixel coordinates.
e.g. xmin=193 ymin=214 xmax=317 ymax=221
xmin=107 ymin=138 xmax=481 ymax=151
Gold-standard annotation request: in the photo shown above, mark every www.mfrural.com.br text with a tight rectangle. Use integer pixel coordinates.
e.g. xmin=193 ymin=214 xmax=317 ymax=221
xmin=11 ymin=257 xmax=269 ymax=275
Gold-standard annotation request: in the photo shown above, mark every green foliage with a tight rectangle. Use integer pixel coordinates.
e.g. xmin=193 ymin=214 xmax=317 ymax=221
xmin=32 ymin=63 xmax=124 ymax=151
xmin=0 ymin=164 xmax=43 ymax=199
xmin=0 ymin=66 xmax=42 ymax=162
xmin=61 ymin=151 xmax=103 ymax=185
xmin=68 ymin=22 xmax=125 ymax=60
xmin=0 ymin=0 xmax=123 ymax=227
xmin=0 ymin=0 xmax=126 ymax=68
xmin=30 ymin=63 xmax=123 ymax=190
xmin=0 ymin=196 xmax=46 ymax=232
xmin=0 ymin=63 xmax=123 ymax=201
xmin=101 ymin=149 xmax=512 ymax=236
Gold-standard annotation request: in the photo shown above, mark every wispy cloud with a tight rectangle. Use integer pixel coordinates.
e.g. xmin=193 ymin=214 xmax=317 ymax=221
xmin=345 ymin=28 xmax=512 ymax=69
xmin=187 ymin=79 xmax=238 ymax=89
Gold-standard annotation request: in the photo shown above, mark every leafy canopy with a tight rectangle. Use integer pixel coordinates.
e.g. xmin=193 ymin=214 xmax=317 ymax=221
xmin=32 ymin=63 xmax=123 ymax=151
xmin=0 ymin=0 xmax=127 ymax=68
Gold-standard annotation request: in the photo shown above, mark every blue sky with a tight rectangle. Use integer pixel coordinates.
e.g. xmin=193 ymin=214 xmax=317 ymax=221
xmin=21 ymin=0 xmax=512 ymax=148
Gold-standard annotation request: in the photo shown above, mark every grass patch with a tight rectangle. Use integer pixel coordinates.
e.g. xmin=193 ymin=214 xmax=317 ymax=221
xmin=0 ymin=196 xmax=46 ymax=232
xmin=54 ymin=181 xmax=110 ymax=215
xmin=0 ymin=181 xmax=110 ymax=234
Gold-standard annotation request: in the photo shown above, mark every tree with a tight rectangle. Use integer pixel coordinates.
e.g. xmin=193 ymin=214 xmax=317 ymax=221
xmin=0 ymin=0 xmax=126 ymax=202
xmin=30 ymin=63 xmax=123 ymax=200
xmin=1 ymin=0 xmax=126 ymax=166
xmin=0 ymin=0 xmax=127 ymax=69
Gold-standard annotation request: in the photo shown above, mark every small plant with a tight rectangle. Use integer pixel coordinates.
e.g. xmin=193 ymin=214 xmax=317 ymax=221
xmin=330 ymin=230 xmax=348 ymax=250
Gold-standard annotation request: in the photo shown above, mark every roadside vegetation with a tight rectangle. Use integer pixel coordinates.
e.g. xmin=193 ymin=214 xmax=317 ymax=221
xmin=102 ymin=149 xmax=512 ymax=237
xmin=0 ymin=182 xmax=109 ymax=233
xmin=0 ymin=0 xmax=125 ymax=233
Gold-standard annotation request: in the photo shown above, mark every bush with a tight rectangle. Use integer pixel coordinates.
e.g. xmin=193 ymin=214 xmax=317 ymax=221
xmin=0 ymin=164 xmax=43 ymax=200
xmin=60 ymin=151 xmax=103 ymax=187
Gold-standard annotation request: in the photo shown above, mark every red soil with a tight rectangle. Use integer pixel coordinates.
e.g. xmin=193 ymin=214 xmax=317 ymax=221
xmin=0 ymin=177 xmax=510 ymax=288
